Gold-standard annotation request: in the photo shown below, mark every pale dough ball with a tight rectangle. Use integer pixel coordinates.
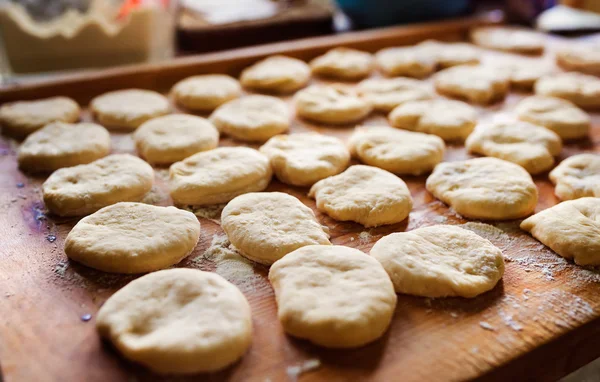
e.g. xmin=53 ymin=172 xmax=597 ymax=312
xmin=465 ymin=120 xmax=562 ymax=175
xmin=371 ymin=225 xmax=504 ymax=298
xmin=210 ymin=95 xmax=290 ymax=141
xmin=268 ymin=245 xmax=396 ymax=348
xmin=434 ymin=65 xmax=509 ymax=104
xmin=90 ymin=89 xmax=170 ymax=129
xmin=310 ymin=47 xmax=374 ymax=80
xmin=309 ymin=165 xmax=413 ymax=227
xmin=521 ymin=197 xmax=600 ymax=266
xmin=169 ymin=147 xmax=271 ymax=206
xmin=470 ymin=26 xmax=545 ymax=55
xmin=356 ymin=77 xmax=433 ymax=113
xmin=535 ymin=72 xmax=600 ymax=110
xmin=172 ymin=74 xmax=241 ymax=112
xmin=556 ymin=44 xmax=600 ymax=75
xmin=42 ymin=154 xmax=154 ymax=217
xmin=375 ymin=46 xmax=436 ymax=78
xmin=515 ymin=95 xmax=590 ymax=140
xmin=96 ymin=268 xmax=252 ymax=373
xmin=388 ymin=99 xmax=477 ymax=141
xmin=221 ymin=192 xmax=331 ymax=265
xmin=549 ymin=154 xmax=600 ymax=200
xmin=65 ymin=202 xmax=200 ymax=273
xmin=18 ymin=122 xmax=110 ymax=172
xmin=417 ymin=40 xmax=480 ymax=68
xmin=240 ymin=55 xmax=310 ymax=93
xmin=0 ymin=96 xmax=80 ymax=138
xmin=426 ymin=157 xmax=538 ymax=220
xmin=259 ymin=133 xmax=350 ymax=186
xmin=133 ymin=114 xmax=219 ymax=165
xmin=294 ymin=85 xmax=372 ymax=124
xmin=348 ymin=126 xmax=445 ymax=175
xmin=489 ymin=58 xmax=554 ymax=90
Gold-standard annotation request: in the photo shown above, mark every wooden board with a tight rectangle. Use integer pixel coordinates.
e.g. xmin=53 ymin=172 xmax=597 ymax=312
xmin=3 ymin=13 xmax=600 ymax=382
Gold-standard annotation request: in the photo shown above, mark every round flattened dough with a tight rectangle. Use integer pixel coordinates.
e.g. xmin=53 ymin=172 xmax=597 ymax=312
xmin=169 ymin=147 xmax=271 ymax=206
xmin=389 ymin=99 xmax=477 ymax=141
xmin=356 ymin=77 xmax=433 ymax=113
xmin=0 ymin=96 xmax=80 ymax=138
xmin=470 ymin=26 xmax=545 ymax=54
xmin=18 ymin=122 xmax=110 ymax=172
xmin=515 ymin=96 xmax=590 ymax=140
xmin=259 ymin=133 xmax=350 ymax=186
xmin=375 ymin=46 xmax=436 ymax=78
xmin=535 ymin=72 xmax=600 ymax=110
xmin=465 ymin=120 xmax=562 ymax=175
xmin=549 ymin=154 xmax=600 ymax=200
xmin=417 ymin=40 xmax=480 ymax=68
xmin=133 ymin=114 xmax=219 ymax=165
xmin=309 ymin=165 xmax=413 ymax=227
xmin=96 ymin=268 xmax=252 ymax=373
xmin=371 ymin=225 xmax=504 ymax=298
xmin=210 ymin=95 xmax=290 ymax=142
xmin=65 ymin=202 xmax=200 ymax=273
xmin=348 ymin=126 xmax=445 ymax=175
xmin=91 ymin=89 xmax=170 ymax=129
xmin=221 ymin=192 xmax=331 ymax=265
xmin=42 ymin=154 xmax=154 ymax=217
xmin=294 ymin=85 xmax=372 ymax=125
xmin=172 ymin=74 xmax=241 ymax=111
xmin=521 ymin=197 xmax=600 ymax=266
xmin=556 ymin=45 xmax=600 ymax=75
xmin=268 ymin=245 xmax=396 ymax=348
xmin=310 ymin=47 xmax=374 ymax=80
xmin=426 ymin=157 xmax=538 ymax=220
xmin=434 ymin=65 xmax=509 ymax=104
xmin=490 ymin=59 xmax=554 ymax=90
xmin=240 ymin=55 xmax=310 ymax=93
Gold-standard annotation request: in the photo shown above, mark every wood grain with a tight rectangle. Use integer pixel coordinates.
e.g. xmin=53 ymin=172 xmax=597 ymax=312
xmin=3 ymin=17 xmax=600 ymax=382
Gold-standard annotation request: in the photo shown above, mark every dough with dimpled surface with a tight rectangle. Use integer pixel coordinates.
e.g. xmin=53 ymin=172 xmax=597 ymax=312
xmin=295 ymin=85 xmax=372 ymax=124
xmin=240 ymin=55 xmax=310 ymax=93
xmin=357 ymin=77 xmax=433 ymax=113
xmin=434 ymin=65 xmax=509 ymax=104
xmin=549 ymin=154 xmax=600 ymax=200
xmin=516 ymin=96 xmax=590 ymax=140
xmin=375 ymin=46 xmax=436 ymax=78
xmin=90 ymin=89 xmax=170 ymax=129
xmin=172 ymin=74 xmax=241 ymax=111
xmin=310 ymin=47 xmax=374 ymax=80
xmin=535 ymin=72 xmax=600 ymax=110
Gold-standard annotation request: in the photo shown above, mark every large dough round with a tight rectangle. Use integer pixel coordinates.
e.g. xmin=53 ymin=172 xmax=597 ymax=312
xmin=309 ymin=165 xmax=413 ymax=227
xmin=269 ymin=245 xmax=396 ymax=348
xmin=556 ymin=45 xmax=600 ymax=75
xmin=416 ymin=40 xmax=480 ymax=68
xmin=356 ymin=77 xmax=433 ymax=113
xmin=535 ymin=72 xmax=600 ymax=110
xmin=221 ymin=192 xmax=331 ymax=265
xmin=65 ymin=202 xmax=200 ymax=273
xmin=470 ymin=26 xmax=545 ymax=54
xmin=370 ymin=225 xmax=504 ymax=298
xmin=375 ymin=46 xmax=436 ymax=78
xmin=549 ymin=154 xmax=600 ymax=200
xmin=96 ymin=268 xmax=252 ymax=373
xmin=90 ymin=89 xmax=170 ymax=129
xmin=294 ymin=85 xmax=372 ymax=125
xmin=310 ymin=47 xmax=374 ymax=80
xmin=172 ymin=74 xmax=241 ymax=111
xmin=434 ymin=65 xmax=509 ymax=104
xmin=426 ymin=157 xmax=538 ymax=220
xmin=240 ymin=55 xmax=310 ymax=93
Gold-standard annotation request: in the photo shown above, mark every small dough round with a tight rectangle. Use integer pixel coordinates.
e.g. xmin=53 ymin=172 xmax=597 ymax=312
xmin=417 ymin=40 xmax=480 ymax=68
xmin=96 ymin=268 xmax=252 ymax=373
xmin=348 ymin=126 xmax=445 ymax=175
xmin=515 ymin=96 xmax=590 ymax=140
xmin=535 ymin=72 xmax=600 ymax=110
xmin=426 ymin=157 xmax=538 ymax=220
xmin=521 ymin=197 xmax=600 ymax=266
xmin=309 ymin=165 xmax=413 ymax=227
xmin=210 ymin=95 xmax=290 ymax=141
xmin=42 ymin=154 xmax=154 ymax=217
xmin=0 ymin=96 xmax=80 ymax=138
xmin=549 ymin=154 xmax=600 ymax=200
xmin=356 ymin=77 xmax=433 ymax=113
xmin=490 ymin=58 xmax=554 ymax=90
xmin=169 ymin=147 xmax=271 ymax=206
xmin=133 ymin=114 xmax=219 ymax=165
xmin=18 ymin=122 xmax=110 ymax=172
xmin=259 ymin=133 xmax=350 ymax=186
xmin=371 ymin=225 xmax=504 ymax=298
xmin=91 ymin=89 xmax=170 ymax=129
xmin=389 ymin=99 xmax=477 ymax=141
xmin=434 ymin=65 xmax=509 ymax=104
xmin=269 ymin=245 xmax=396 ymax=348
xmin=65 ymin=202 xmax=200 ymax=273
xmin=556 ymin=45 xmax=600 ymax=75
xmin=240 ymin=55 xmax=310 ymax=93
xmin=310 ymin=47 xmax=374 ymax=80
xmin=172 ymin=74 xmax=241 ymax=112
xmin=465 ymin=120 xmax=562 ymax=175
xmin=295 ymin=85 xmax=372 ymax=125
xmin=470 ymin=26 xmax=545 ymax=55
xmin=375 ymin=46 xmax=436 ymax=78
xmin=222 ymin=192 xmax=331 ymax=265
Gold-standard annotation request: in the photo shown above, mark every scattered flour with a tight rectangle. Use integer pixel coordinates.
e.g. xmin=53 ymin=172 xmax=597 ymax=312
xmin=358 ymin=231 xmax=373 ymax=244
xmin=459 ymin=222 xmax=513 ymax=251
xmin=183 ymin=204 xmax=226 ymax=224
xmin=498 ymin=308 xmax=523 ymax=331
xmin=286 ymin=359 xmax=321 ymax=380
xmin=54 ymin=260 xmax=69 ymax=277
xmin=479 ymin=321 xmax=495 ymax=331
xmin=140 ymin=186 xmax=166 ymax=205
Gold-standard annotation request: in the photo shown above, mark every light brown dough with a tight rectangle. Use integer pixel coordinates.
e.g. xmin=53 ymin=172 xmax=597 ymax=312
xmin=417 ymin=40 xmax=480 ymax=68
xmin=535 ymin=72 xmax=600 ymax=110
xmin=356 ymin=77 xmax=433 ymax=113
xmin=90 ymin=89 xmax=170 ymax=129
xmin=172 ymin=74 xmax=241 ymax=112
xmin=310 ymin=47 xmax=374 ymax=80
xmin=549 ymin=154 xmax=600 ymax=200
xmin=294 ymin=85 xmax=372 ymax=124
xmin=434 ymin=65 xmax=509 ymax=104
xmin=375 ymin=46 xmax=436 ymax=78
xmin=556 ymin=44 xmax=600 ymax=75
xmin=470 ymin=26 xmax=545 ymax=55
xmin=240 ymin=55 xmax=310 ymax=93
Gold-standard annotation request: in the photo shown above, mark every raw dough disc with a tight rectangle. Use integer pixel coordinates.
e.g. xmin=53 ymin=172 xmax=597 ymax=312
xmin=375 ymin=46 xmax=436 ymax=78
xmin=434 ymin=65 xmax=509 ymax=104
xmin=470 ymin=26 xmax=545 ymax=54
xmin=416 ymin=40 xmax=480 ymax=68
xmin=549 ymin=154 xmax=600 ymax=200
xmin=535 ymin=72 xmax=600 ymax=110
xmin=90 ymin=89 xmax=170 ymax=129
xmin=310 ymin=47 xmax=374 ymax=80
xmin=556 ymin=44 xmax=600 ymax=75
xmin=356 ymin=77 xmax=433 ymax=113
xmin=294 ymin=85 xmax=372 ymax=125
xmin=240 ymin=55 xmax=310 ymax=93
xmin=172 ymin=74 xmax=241 ymax=112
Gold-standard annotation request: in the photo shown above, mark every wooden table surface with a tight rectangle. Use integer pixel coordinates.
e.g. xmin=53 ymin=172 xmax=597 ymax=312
xmin=2 ymin=16 xmax=600 ymax=382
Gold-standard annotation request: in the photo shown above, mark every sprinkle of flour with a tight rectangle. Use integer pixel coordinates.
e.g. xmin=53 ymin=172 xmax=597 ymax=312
xmin=358 ymin=231 xmax=373 ymax=244
xmin=286 ymin=359 xmax=321 ymax=380
xmin=479 ymin=321 xmax=495 ymax=331
xmin=183 ymin=204 xmax=226 ymax=224
xmin=459 ymin=222 xmax=513 ymax=251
